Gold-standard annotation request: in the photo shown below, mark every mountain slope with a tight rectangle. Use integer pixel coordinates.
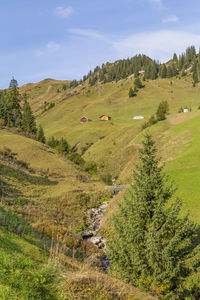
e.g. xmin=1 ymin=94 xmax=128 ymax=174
xmin=18 ymin=71 xmax=200 ymax=224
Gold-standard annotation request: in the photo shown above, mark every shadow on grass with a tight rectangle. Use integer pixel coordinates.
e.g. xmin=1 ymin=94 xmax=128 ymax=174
xmin=0 ymin=163 xmax=58 ymax=186
xmin=0 ymin=207 xmax=51 ymax=251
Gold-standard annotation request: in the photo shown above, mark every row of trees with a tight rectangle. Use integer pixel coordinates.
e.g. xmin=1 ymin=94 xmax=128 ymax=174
xmin=129 ymin=77 xmax=144 ymax=97
xmin=142 ymin=101 xmax=169 ymax=130
xmin=0 ymin=78 xmax=37 ymax=135
xmin=108 ymin=135 xmax=200 ymax=298
xmin=78 ymin=46 xmax=199 ymax=87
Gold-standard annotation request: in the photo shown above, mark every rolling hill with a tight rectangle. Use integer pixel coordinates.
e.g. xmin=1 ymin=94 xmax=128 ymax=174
xmin=18 ymin=70 xmax=200 ymax=223
xmin=1 ymin=50 xmax=200 ymax=298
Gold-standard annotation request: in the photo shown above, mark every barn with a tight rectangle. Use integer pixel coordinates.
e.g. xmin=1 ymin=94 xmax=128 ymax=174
xmin=99 ymin=115 xmax=111 ymax=121
xmin=80 ymin=117 xmax=92 ymax=123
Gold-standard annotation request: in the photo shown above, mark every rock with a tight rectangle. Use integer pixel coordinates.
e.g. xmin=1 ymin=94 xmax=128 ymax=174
xmin=82 ymin=201 xmax=109 ymax=249
xmin=98 ymin=242 xmax=105 ymax=249
xmin=90 ymin=236 xmax=102 ymax=245
xmin=81 ymin=230 xmax=95 ymax=238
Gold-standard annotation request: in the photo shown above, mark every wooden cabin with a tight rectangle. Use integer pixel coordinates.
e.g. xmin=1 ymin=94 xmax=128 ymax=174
xmin=80 ymin=116 xmax=92 ymax=123
xmin=99 ymin=115 xmax=111 ymax=121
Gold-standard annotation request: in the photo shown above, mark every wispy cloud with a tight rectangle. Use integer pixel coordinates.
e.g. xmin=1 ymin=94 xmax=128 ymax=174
xmin=113 ymin=30 xmax=200 ymax=62
xmin=55 ymin=6 xmax=73 ymax=19
xmin=36 ymin=42 xmax=61 ymax=57
xmin=162 ymin=15 xmax=179 ymax=23
xmin=68 ymin=28 xmax=105 ymax=39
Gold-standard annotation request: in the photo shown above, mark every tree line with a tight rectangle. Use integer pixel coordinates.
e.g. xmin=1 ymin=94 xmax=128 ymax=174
xmin=0 ymin=77 xmax=38 ymax=136
xmin=67 ymin=46 xmax=198 ymax=88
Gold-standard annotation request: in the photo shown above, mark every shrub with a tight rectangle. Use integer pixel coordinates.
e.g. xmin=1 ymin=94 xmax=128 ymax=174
xmin=68 ymin=152 xmax=85 ymax=166
xmin=156 ymin=100 xmax=169 ymax=121
xmin=84 ymin=162 xmax=98 ymax=175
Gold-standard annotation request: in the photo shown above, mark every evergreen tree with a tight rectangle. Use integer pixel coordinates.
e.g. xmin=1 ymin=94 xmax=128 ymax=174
xmin=9 ymin=76 xmax=18 ymax=88
xmin=171 ymin=63 xmax=178 ymax=77
xmin=62 ymin=84 xmax=67 ymax=90
xmin=0 ymin=92 xmax=8 ymax=126
xmin=107 ymin=135 xmax=200 ymax=298
xmin=156 ymin=101 xmax=169 ymax=121
xmin=178 ymin=54 xmax=185 ymax=71
xmin=134 ymin=77 xmax=143 ymax=89
xmin=22 ymin=97 xmax=37 ymax=134
xmin=160 ymin=64 xmax=167 ymax=78
xmin=173 ymin=53 xmax=178 ymax=62
xmin=37 ymin=125 xmax=46 ymax=143
xmin=48 ymin=136 xmax=59 ymax=148
xmin=56 ymin=137 xmax=69 ymax=154
xmin=129 ymin=87 xmax=136 ymax=97
xmin=167 ymin=66 xmax=173 ymax=78
xmin=6 ymin=85 xmax=22 ymax=127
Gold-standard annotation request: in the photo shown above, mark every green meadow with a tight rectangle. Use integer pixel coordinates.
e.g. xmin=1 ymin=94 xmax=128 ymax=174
xmin=16 ymin=73 xmax=200 ymax=223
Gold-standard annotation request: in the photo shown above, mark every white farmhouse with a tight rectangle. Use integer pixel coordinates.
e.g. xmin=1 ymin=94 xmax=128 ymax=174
xmin=133 ymin=116 xmax=144 ymax=120
xmin=183 ymin=108 xmax=189 ymax=113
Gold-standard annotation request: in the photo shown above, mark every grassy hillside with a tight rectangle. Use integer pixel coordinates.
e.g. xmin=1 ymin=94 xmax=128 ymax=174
xmin=0 ymin=128 xmax=105 ymax=241
xmin=19 ymin=73 xmax=200 ymax=224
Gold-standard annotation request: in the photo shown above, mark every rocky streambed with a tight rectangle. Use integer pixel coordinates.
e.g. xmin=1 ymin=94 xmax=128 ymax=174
xmin=81 ymin=201 xmax=108 ymax=250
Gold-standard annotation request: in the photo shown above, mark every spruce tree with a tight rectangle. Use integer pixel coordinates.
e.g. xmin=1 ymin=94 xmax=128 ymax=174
xmin=129 ymin=87 xmax=136 ymax=97
xmin=160 ymin=64 xmax=167 ymax=78
xmin=9 ymin=76 xmax=18 ymax=88
xmin=22 ymin=98 xmax=37 ymax=134
xmin=156 ymin=101 xmax=169 ymax=121
xmin=167 ymin=66 xmax=173 ymax=78
xmin=6 ymin=85 xmax=22 ymax=127
xmin=134 ymin=77 xmax=143 ymax=89
xmin=107 ymin=135 xmax=200 ymax=298
xmin=37 ymin=125 xmax=46 ymax=143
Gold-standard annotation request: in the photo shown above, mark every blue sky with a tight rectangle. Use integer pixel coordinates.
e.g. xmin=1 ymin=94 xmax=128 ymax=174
xmin=1 ymin=0 xmax=200 ymax=88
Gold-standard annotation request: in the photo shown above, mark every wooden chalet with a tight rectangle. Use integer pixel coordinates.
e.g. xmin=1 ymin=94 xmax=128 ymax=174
xmin=99 ymin=115 xmax=111 ymax=121
xmin=80 ymin=116 xmax=92 ymax=123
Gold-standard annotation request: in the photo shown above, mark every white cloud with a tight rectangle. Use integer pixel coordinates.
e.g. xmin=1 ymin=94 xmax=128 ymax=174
xmin=36 ymin=42 xmax=61 ymax=57
xmin=113 ymin=30 xmax=200 ymax=62
xmin=68 ymin=28 xmax=104 ymax=39
xmin=55 ymin=6 xmax=73 ymax=19
xmin=162 ymin=15 xmax=179 ymax=23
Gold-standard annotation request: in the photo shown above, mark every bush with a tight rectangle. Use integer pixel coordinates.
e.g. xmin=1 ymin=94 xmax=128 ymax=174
xmin=68 ymin=152 xmax=85 ymax=166
xmin=55 ymin=138 xmax=69 ymax=154
xmin=156 ymin=100 xmax=169 ymax=121
xmin=84 ymin=162 xmax=98 ymax=175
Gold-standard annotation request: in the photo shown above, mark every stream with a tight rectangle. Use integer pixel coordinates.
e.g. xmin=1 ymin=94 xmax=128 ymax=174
xmin=81 ymin=201 xmax=110 ymax=269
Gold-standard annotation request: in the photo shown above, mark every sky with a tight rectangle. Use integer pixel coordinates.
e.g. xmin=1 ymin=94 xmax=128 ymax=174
xmin=1 ymin=0 xmax=200 ymax=88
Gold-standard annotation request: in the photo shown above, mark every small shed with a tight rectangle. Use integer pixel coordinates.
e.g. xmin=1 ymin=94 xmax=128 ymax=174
xmin=99 ymin=115 xmax=111 ymax=121
xmin=183 ymin=108 xmax=189 ymax=113
xmin=80 ymin=116 xmax=92 ymax=123
xmin=133 ymin=116 xmax=144 ymax=120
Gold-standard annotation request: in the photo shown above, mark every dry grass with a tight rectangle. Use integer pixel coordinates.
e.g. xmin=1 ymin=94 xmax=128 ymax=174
xmin=60 ymin=265 xmax=157 ymax=300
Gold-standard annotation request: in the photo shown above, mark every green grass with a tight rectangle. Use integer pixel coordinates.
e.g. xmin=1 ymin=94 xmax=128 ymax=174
xmin=0 ymin=226 xmax=59 ymax=299
xmin=0 ymin=128 xmax=104 ymax=240
xmin=18 ymin=74 xmax=200 ymax=224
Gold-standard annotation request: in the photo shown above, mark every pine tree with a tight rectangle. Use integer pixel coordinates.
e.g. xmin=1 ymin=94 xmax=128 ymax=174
xmin=129 ymin=87 xmax=136 ymax=97
xmin=22 ymin=97 xmax=37 ymax=134
xmin=167 ymin=66 xmax=173 ymax=78
xmin=56 ymin=137 xmax=69 ymax=154
xmin=37 ymin=125 xmax=46 ymax=143
xmin=9 ymin=76 xmax=18 ymax=88
xmin=173 ymin=53 xmax=178 ymax=62
xmin=160 ymin=64 xmax=167 ymax=78
xmin=6 ymin=85 xmax=22 ymax=127
xmin=156 ymin=101 xmax=169 ymax=121
xmin=107 ymin=135 xmax=200 ymax=298
xmin=134 ymin=77 xmax=143 ymax=89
